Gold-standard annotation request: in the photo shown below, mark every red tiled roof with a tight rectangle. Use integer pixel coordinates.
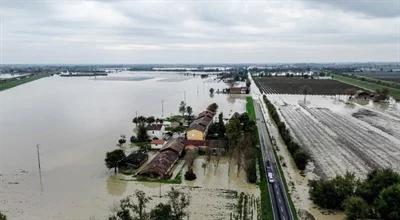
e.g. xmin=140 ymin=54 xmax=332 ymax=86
xmin=151 ymin=139 xmax=165 ymax=145
xmin=184 ymin=139 xmax=205 ymax=147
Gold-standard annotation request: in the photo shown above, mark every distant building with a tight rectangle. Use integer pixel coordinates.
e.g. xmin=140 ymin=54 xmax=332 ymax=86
xmin=354 ymin=90 xmax=373 ymax=100
xmin=229 ymin=87 xmax=248 ymax=94
xmin=187 ymin=106 xmax=216 ymax=141
xmin=138 ymin=138 xmax=184 ymax=179
xmin=150 ymin=139 xmax=166 ymax=150
xmin=146 ymin=124 xmax=165 ymax=139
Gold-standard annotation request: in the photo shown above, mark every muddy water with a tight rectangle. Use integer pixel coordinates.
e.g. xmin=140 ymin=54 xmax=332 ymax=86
xmin=0 ymin=71 xmax=248 ymax=219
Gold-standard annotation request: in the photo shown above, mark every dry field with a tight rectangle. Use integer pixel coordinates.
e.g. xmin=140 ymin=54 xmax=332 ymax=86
xmin=254 ymin=77 xmax=358 ymax=95
xmin=278 ymin=104 xmax=400 ymax=179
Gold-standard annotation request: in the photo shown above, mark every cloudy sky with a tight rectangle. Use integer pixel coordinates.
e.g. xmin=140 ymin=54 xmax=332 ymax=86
xmin=0 ymin=0 xmax=399 ymax=64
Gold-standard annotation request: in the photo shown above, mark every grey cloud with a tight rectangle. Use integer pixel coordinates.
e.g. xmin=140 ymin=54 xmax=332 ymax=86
xmin=307 ymin=0 xmax=400 ymax=18
xmin=0 ymin=0 xmax=398 ymax=63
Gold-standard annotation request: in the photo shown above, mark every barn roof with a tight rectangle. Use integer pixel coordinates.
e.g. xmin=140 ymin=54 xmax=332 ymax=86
xmin=138 ymin=138 xmax=184 ymax=179
xmin=146 ymin=124 xmax=163 ymax=131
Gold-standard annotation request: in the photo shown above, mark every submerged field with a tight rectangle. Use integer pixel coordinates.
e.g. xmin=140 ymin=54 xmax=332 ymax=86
xmin=254 ymin=77 xmax=358 ymax=95
xmin=267 ymin=95 xmax=400 ymax=179
xmin=0 ymin=71 xmax=255 ymax=219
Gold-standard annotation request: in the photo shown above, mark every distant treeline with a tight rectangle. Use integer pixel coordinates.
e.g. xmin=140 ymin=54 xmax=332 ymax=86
xmin=336 ymin=73 xmax=400 ymax=89
xmin=263 ymin=95 xmax=310 ymax=170
xmin=128 ymin=67 xmax=223 ymax=72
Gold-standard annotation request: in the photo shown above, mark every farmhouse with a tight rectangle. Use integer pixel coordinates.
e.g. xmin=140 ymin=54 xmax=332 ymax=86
xmin=150 ymin=139 xmax=166 ymax=150
xmin=187 ymin=106 xmax=216 ymax=141
xmin=119 ymin=150 xmax=148 ymax=170
xmin=138 ymin=138 xmax=184 ymax=179
xmin=354 ymin=90 xmax=373 ymax=100
xmin=146 ymin=124 xmax=165 ymax=139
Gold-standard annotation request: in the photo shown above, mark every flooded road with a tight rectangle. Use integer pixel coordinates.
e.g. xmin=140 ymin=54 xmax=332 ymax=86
xmin=0 ymin=71 xmax=249 ymax=219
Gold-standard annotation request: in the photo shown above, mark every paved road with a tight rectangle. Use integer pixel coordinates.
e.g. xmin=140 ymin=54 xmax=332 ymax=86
xmin=254 ymin=99 xmax=294 ymax=220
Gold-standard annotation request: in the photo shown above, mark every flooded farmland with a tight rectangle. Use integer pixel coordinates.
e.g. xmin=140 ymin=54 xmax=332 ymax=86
xmin=0 ymin=71 xmax=256 ymax=219
xmin=263 ymin=94 xmax=400 ymax=220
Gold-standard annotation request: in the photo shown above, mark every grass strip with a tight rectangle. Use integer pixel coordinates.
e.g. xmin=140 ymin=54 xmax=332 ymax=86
xmin=0 ymin=74 xmax=49 ymax=91
xmin=136 ymin=170 xmax=182 ymax=184
xmin=332 ymin=74 xmax=400 ymax=100
xmin=247 ymin=96 xmax=274 ymax=220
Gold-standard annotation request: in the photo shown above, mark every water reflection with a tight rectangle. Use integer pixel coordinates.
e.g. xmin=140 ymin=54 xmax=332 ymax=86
xmin=106 ymin=175 xmax=127 ymax=196
xmin=0 ymin=71 xmax=247 ymax=219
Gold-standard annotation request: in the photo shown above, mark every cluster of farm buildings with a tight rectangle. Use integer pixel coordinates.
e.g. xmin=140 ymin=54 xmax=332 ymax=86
xmin=127 ymin=104 xmax=227 ymax=179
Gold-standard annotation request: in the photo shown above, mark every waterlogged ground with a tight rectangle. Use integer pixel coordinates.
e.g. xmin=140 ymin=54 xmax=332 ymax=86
xmin=264 ymin=94 xmax=400 ymax=220
xmin=0 ymin=71 xmax=256 ymax=219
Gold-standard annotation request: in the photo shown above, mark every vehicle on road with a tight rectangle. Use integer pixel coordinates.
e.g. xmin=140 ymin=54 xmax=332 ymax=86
xmin=267 ymin=171 xmax=275 ymax=183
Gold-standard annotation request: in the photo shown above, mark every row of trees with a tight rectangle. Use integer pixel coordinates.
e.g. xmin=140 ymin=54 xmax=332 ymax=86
xmin=133 ymin=116 xmax=163 ymax=126
xmin=178 ymin=101 xmax=193 ymax=118
xmin=263 ymin=95 xmax=310 ymax=170
xmin=225 ymin=113 xmax=258 ymax=183
xmin=109 ymin=188 xmax=190 ymax=220
xmin=207 ymin=112 xmax=226 ymax=139
xmin=309 ymin=169 xmax=400 ymax=220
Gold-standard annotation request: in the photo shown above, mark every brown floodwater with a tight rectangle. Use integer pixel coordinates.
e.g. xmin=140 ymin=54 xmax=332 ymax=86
xmin=0 ymin=71 xmax=250 ymax=219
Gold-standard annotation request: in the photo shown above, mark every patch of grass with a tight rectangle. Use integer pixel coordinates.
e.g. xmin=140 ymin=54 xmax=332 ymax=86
xmin=0 ymin=74 xmax=49 ymax=91
xmin=136 ymin=170 xmax=182 ymax=184
xmin=271 ymin=148 xmax=298 ymax=220
xmin=246 ymin=96 xmax=273 ymax=220
xmin=246 ymin=96 xmax=256 ymax=121
xmin=333 ymin=74 xmax=400 ymax=100
xmin=257 ymin=148 xmax=274 ymax=220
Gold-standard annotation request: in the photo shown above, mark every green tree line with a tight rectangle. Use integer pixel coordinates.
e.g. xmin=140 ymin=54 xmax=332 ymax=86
xmin=262 ymin=95 xmax=310 ymax=170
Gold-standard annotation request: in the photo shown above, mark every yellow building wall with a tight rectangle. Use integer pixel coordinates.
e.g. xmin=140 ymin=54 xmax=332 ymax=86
xmin=187 ymin=129 xmax=204 ymax=140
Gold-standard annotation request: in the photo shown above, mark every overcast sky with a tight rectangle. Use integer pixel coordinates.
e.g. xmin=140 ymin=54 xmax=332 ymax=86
xmin=0 ymin=0 xmax=399 ymax=64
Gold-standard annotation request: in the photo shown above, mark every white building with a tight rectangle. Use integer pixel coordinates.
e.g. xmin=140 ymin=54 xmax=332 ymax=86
xmin=150 ymin=139 xmax=166 ymax=150
xmin=146 ymin=124 xmax=165 ymax=139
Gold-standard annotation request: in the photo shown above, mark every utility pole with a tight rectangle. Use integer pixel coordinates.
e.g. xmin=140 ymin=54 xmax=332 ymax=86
xmin=161 ymin=99 xmax=164 ymax=117
xmin=36 ymin=144 xmax=43 ymax=192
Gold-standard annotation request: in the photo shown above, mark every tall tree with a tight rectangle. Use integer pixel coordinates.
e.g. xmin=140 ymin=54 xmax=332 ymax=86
xmin=179 ymin=101 xmax=186 ymax=116
xmin=137 ymin=124 xmax=149 ymax=142
xmin=185 ymin=106 xmax=192 ymax=118
xmin=105 ymin=149 xmax=126 ymax=174
xmin=150 ymin=203 xmax=172 ymax=220
xmin=146 ymin=116 xmax=155 ymax=125
xmin=217 ymin=112 xmax=225 ymax=137
xmin=167 ymin=188 xmax=190 ymax=220
xmin=357 ymin=168 xmax=400 ymax=204
xmin=132 ymin=190 xmax=152 ymax=220
xmin=226 ymin=117 xmax=241 ymax=149
xmin=209 ymin=88 xmax=214 ymax=96
xmin=376 ymin=184 xmax=400 ymax=220
xmin=0 ymin=212 xmax=6 ymax=220
xmin=342 ymin=196 xmax=369 ymax=220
